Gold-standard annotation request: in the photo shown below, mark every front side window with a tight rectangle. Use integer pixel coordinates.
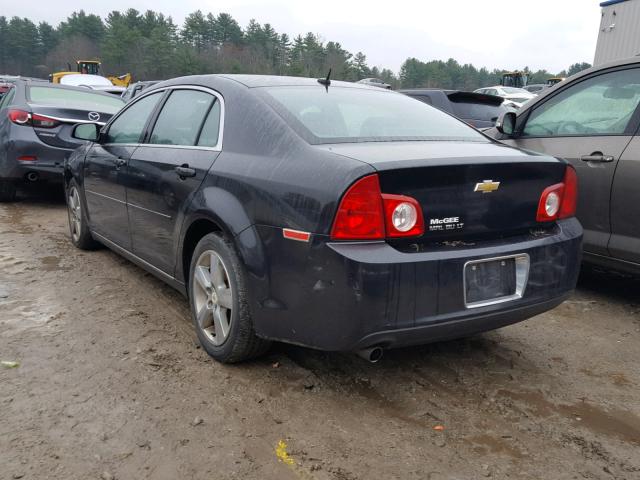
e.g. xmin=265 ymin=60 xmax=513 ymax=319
xmin=106 ymin=91 xmax=162 ymax=144
xmin=149 ymin=90 xmax=214 ymax=146
xmin=523 ymin=68 xmax=640 ymax=137
xmin=261 ymin=86 xmax=486 ymax=144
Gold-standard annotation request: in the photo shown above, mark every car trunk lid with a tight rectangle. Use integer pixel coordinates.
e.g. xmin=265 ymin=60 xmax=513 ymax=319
xmin=27 ymin=104 xmax=114 ymax=149
xmin=318 ymin=141 xmax=567 ymax=242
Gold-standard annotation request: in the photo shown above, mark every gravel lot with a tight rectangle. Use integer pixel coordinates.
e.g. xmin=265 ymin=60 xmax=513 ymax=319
xmin=1 ymin=191 xmax=639 ymax=480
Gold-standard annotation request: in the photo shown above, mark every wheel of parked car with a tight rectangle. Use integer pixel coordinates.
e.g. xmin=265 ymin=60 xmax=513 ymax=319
xmin=66 ymin=180 xmax=99 ymax=250
xmin=189 ymin=233 xmax=270 ymax=363
xmin=0 ymin=181 xmax=16 ymax=202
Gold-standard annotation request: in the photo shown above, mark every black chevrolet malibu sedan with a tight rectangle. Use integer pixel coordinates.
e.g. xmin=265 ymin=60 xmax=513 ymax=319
xmin=64 ymin=75 xmax=583 ymax=363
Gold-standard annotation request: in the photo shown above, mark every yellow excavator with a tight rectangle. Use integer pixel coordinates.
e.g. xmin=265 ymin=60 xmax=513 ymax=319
xmin=50 ymin=60 xmax=132 ymax=87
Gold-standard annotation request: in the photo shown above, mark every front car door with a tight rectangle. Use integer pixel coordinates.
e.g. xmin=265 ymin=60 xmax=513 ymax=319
xmin=84 ymin=91 xmax=163 ymax=249
xmin=609 ymin=135 xmax=640 ymax=265
xmin=501 ymin=66 xmax=640 ymax=257
xmin=125 ymin=87 xmax=223 ymax=274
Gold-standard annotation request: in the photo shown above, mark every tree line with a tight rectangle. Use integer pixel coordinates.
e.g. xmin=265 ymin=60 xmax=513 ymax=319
xmin=0 ymin=10 xmax=591 ymax=90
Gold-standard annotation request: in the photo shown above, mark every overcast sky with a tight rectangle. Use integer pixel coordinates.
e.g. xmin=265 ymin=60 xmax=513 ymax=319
xmin=5 ymin=0 xmax=602 ymax=73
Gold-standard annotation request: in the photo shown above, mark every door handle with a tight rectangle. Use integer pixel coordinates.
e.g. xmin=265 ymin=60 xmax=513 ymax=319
xmin=175 ymin=165 xmax=196 ymax=178
xmin=581 ymin=152 xmax=614 ymax=163
xmin=114 ymin=157 xmax=126 ymax=167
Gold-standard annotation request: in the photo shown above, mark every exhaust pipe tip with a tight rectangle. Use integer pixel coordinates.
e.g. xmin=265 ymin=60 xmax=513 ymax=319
xmin=26 ymin=172 xmax=39 ymax=182
xmin=356 ymin=346 xmax=384 ymax=363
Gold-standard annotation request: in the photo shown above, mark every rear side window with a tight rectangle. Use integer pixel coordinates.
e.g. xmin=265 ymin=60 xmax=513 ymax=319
xmin=28 ymin=86 xmax=123 ymax=113
xmin=262 ymin=86 xmax=486 ymax=144
xmin=197 ymin=100 xmax=222 ymax=147
xmin=150 ymin=90 xmax=214 ymax=146
xmin=106 ymin=92 xmax=162 ymax=144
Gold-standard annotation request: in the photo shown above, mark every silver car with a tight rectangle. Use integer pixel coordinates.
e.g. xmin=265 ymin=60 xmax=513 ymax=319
xmin=487 ymin=57 xmax=640 ymax=274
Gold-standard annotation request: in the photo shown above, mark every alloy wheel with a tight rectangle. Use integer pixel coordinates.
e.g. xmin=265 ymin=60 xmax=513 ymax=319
xmin=68 ymin=186 xmax=82 ymax=243
xmin=192 ymin=250 xmax=234 ymax=346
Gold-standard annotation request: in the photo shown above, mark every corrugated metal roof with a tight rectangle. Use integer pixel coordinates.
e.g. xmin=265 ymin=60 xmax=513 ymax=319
xmin=600 ymin=0 xmax=629 ymax=7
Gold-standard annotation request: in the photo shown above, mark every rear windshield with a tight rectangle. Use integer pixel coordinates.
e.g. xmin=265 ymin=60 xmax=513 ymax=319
xmin=451 ymin=101 xmax=508 ymax=122
xmin=28 ymin=86 xmax=124 ymax=113
xmin=260 ymin=86 xmax=487 ymax=144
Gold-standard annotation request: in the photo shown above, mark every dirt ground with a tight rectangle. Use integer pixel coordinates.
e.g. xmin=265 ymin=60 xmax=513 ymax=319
xmin=1 ymin=191 xmax=639 ymax=480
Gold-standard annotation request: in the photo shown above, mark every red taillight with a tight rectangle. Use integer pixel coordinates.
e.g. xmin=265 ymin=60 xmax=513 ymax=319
xmin=7 ymin=110 xmax=59 ymax=128
xmin=31 ymin=113 xmax=60 ymax=128
xmin=8 ymin=109 xmax=30 ymax=125
xmin=17 ymin=155 xmax=37 ymax=162
xmin=536 ymin=165 xmax=578 ymax=222
xmin=331 ymin=174 xmax=385 ymax=240
xmin=381 ymin=194 xmax=424 ymax=237
xmin=559 ymin=165 xmax=578 ymax=219
xmin=331 ymin=174 xmax=424 ymax=240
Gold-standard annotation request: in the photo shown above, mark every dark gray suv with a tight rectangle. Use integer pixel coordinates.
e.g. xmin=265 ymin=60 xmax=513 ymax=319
xmin=487 ymin=57 xmax=640 ymax=274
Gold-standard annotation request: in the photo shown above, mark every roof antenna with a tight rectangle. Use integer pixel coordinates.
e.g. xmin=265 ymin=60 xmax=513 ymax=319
xmin=317 ymin=68 xmax=331 ymax=92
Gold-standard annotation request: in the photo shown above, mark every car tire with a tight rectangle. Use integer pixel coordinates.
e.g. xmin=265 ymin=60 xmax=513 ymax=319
xmin=66 ymin=180 xmax=99 ymax=250
xmin=0 ymin=180 xmax=17 ymax=202
xmin=188 ymin=232 xmax=270 ymax=363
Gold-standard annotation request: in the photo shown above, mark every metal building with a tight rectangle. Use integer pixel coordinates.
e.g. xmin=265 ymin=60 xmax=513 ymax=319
xmin=595 ymin=0 xmax=640 ymax=65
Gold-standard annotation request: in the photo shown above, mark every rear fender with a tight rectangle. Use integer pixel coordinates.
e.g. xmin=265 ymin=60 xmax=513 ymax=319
xmin=175 ymin=186 xmax=268 ymax=288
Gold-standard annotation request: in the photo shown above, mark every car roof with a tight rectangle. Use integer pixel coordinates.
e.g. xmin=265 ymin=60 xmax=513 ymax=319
xmin=215 ymin=74 xmax=383 ymax=90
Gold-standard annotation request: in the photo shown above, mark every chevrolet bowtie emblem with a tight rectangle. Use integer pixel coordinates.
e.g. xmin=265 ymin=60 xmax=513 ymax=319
xmin=474 ymin=180 xmax=501 ymax=193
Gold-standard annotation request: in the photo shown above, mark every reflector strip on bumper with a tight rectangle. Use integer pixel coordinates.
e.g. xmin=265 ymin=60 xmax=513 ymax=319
xmin=282 ymin=228 xmax=311 ymax=242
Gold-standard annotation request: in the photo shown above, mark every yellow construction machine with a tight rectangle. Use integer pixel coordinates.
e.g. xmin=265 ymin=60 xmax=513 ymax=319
xmin=500 ymin=71 xmax=529 ymax=88
xmin=49 ymin=60 xmax=132 ymax=87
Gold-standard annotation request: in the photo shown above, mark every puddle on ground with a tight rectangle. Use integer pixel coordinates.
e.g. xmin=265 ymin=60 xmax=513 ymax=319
xmin=466 ymin=434 xmax=525 ymax=459
xmin=498 ymin=389 xmax=640 ymax=445
xmin=580 ymin=368 xmax=632 ymax=387
xmin=40 ymin=256 xmax=62 ymax=271
xmin=0 ymin=205 xmax=33 ymax=234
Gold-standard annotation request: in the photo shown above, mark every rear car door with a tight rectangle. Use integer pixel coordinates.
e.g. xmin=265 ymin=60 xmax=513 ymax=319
xmin=501 ymin=67 xmax=640 ymax=256
xmin=84 ymin=91 xmax=163 ymax=249
xmin=125 ymin=88 xmax=222 ymax=274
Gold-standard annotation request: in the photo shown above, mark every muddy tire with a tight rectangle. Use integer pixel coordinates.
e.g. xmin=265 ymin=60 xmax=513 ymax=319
xmin=0 ymin=180 xmax=17 ymax=203
xmin=66 ymin=180 xmax=99 ymax=250
xmin=188 ymin=232 xmax=270 ymax=363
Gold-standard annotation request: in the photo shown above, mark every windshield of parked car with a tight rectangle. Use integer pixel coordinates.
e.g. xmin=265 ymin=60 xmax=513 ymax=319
xmin=261 ymin=86 xmax=487 ymax=144
xmin=28 ymin=86 xmax=124 ymax=113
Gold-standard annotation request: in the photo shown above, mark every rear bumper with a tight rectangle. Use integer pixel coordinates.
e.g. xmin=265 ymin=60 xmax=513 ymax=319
xmin=247 ymin=218 xmax=583 ymax=351
xmin=1 ymin=133 xmax=70 ymax=183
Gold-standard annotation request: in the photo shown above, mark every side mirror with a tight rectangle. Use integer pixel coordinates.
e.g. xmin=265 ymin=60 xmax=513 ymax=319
xmin=495 ymin=111 xmax=516 ymax=136
xmin=72 ymin=122 xmax=100 ymax=142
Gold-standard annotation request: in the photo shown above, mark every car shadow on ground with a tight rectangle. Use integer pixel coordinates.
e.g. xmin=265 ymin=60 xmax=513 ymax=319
xmin=577 ymin=263 xmax=640 ymax=305
xmin=14 ymin=184 xmax=65 ymax=205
